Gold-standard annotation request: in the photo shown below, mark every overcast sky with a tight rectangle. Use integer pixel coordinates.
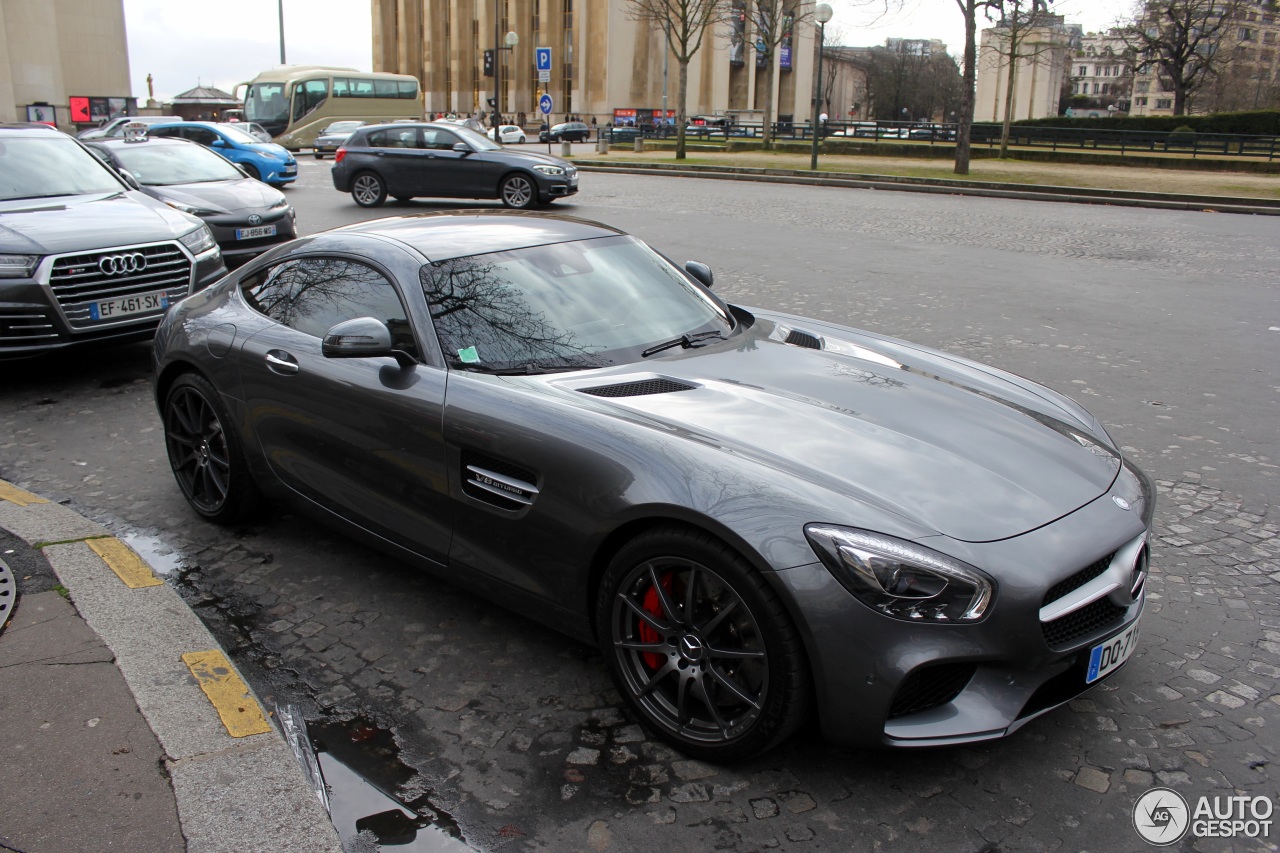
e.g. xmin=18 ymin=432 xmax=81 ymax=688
xmin=123 ymin=0 xmax=1129 ymax=103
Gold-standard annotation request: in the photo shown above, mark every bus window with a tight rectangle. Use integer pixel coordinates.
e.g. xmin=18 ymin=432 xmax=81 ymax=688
xmin=398 ymin=80 xmax=419 ymax=99
xmin=292 ymin=78 xmax=329 ymax=122
xmin=332 ymin=78 xmax=350 ymax=98
xmin=245 ymin=82 xmax=288 ymax=125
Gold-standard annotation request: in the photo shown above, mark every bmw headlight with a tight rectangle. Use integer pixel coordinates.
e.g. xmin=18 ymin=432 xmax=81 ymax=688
xmin=533 ymin=164 xmax=566 ymax=176
xmin=804 ymin=525 xmax=994 ymax=622
xmin=179 ymin=225 xmax=217 ymax=255
xmin=0 ymin=254 xmax=40 ymax=278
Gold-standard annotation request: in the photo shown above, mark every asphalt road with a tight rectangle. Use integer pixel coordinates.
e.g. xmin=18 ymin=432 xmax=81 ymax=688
xmin=1 ymin=158 xmax=1277 ymax=852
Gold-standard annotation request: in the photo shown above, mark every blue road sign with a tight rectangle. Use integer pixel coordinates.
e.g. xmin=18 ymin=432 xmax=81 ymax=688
xmin=539 ymin=93 xmax=553 ymax=115
xmin=535 ymin=47 xmax=552 ymax=72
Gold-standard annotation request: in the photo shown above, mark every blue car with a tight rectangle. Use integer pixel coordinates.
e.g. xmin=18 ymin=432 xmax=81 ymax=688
xmin=146 ymin=121 xmax=297 ymax=186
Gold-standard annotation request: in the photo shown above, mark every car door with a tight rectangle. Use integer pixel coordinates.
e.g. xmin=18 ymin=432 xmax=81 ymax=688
xmin=235 ymin=254 xmax=452 ymax=565
xmin=362 ymin=126 xmax=429 ymax=197
xmin=419 ymin=127 xmax=494 ymax=198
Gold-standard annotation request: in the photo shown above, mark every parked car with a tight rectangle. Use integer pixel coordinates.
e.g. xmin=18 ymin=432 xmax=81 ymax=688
xmin=604 ymin=125 xmax=642 ymax=143
xmin=77 ymin=115 xmax=182 ymax=141
xmin=153 ymin=211 xmax=1152 ymax=761
xmin=538 ymin=121 xmax=590 ymax=143
xmin=312 ymin=120 xmax=366 ymax=159
xmin=487 ymin=124 xmax=527 ymax=144
xmin=236 ymin=121 xmax=273 ymax=143
xmin=146 ymin=121 xmax=298 ymax=186
xmin=85 ymin=134 xmax=297 ymax=263
xmin=330 ymin=122 xmax=578 ymax=209
xmin=0 ymin=124 xmax=224 ymax=358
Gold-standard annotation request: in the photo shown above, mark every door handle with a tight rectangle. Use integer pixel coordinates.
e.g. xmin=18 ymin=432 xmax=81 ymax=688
xmin=265 ymin=351 xmax=299 ymax=375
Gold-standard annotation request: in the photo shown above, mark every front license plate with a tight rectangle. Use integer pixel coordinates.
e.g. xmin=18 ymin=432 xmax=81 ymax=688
xmin=236 ymin=224 xmax=277 ymax=240
xmin=1086 ymin=617 xmax=1140 ymax=683
xmin=89 ymin=291 xmax=168 ymax=321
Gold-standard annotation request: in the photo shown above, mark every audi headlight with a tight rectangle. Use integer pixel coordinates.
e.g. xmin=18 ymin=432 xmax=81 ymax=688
xmin=0 ymin=254 xmax=39 ymax=278
xmin=179 ymin=225 xmax=217 ymax=254
xmin=804 ymin=525 xmax=994 ymax=623
xmin=533 ymin=164 xmax=566 ymax=176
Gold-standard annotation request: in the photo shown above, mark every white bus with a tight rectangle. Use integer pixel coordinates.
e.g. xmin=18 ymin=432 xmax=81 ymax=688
xmin=235 ymin=66 xmax=423 ymax=150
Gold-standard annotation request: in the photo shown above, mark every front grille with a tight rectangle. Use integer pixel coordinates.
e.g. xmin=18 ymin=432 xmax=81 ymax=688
xmin=49 ymin=243 xmax=191 ymax=327
xmin=887 ymin=662 xmax=976 ymax=720
xmin=1041 ymin=597 xmax=1127 ymax=649
xmin=580 ymin=379 xmax=696 ymax=398
xmin=0 ymin=309 xmax=57 ymax=344
xmin=1042 ymin=552 xmax=1115 ymax=607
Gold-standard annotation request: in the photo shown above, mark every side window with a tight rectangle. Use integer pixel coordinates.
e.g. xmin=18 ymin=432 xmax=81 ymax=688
xmin=366 ymin=128 xmax=419 ymax=148
xmin=149 ymin=126 xmax=179 ymax=139
xmin=292 ymin=78 xmax=330 ymax=121
xmin=423 ymin=129 xmax=459 ymax=151
xmin=189 ymin=129 xmax=218 ymax=146
xmin=241 ymin=258 xmax=418 ymax=354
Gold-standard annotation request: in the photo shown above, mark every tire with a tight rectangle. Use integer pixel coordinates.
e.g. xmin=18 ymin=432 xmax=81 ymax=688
xmin=596 ymin=526 xmax=812 ymax=761
xmin=393 ymin=195 xmax=412 ymax=203
xmin=162 ymin=373 xmax=258 ymax=525
xmin=351 ymin=171 xmax=387 ymax=207
xmin=517 ymin=135 xmax=526 ymax=144
xmin=240 ymin=163 xmax=261 ymax=181
xmin=314 ymin=152 xmax=324 ymax=159
xmin=499 ymin=173 xmax=537 ymax=209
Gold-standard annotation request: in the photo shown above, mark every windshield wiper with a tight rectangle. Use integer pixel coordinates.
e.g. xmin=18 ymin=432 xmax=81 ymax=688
xmin=460 ymin=362 xmax=590 ymax=376
xmin=641 ymin=330 xmax=725 ymax=358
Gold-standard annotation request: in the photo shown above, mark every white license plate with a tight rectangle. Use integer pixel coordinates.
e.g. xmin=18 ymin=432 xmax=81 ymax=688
xmin=89 ymin=291 xmax=168 ymax=321
xmin=1086 ymin=617 xmax=1140 ymax=683
xmin=236 ymin=224 xmax=277 ymax=240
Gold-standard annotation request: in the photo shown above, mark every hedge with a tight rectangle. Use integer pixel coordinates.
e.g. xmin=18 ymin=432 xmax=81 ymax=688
xmin=1008 ymin=110 xmax=1280 ymax=135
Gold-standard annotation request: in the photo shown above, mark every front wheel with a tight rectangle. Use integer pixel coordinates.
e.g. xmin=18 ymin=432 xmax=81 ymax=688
xmin=351 ymin=172 xmax=387 ymax=207
xmin=313 ymin=152 xmax=324 ymax=159
xmin=163 ymin=373 xmax=258 ymax=524
xmin=240 ymin=163 xmax=261 ymax=181
xmin=499 ymin=174 xmax=537 ymax=209
xmin=596 ymin=527 xmax=812 ymax=761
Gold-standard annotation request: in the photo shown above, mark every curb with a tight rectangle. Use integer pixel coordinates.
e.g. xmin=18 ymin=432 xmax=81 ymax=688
xmin=0 ymin=480 xmax=341 ymax=853
xmin=569 ymin=159 xmax=1280 ymax=216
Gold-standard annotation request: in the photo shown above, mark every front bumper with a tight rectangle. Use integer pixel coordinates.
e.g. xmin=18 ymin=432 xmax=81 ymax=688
xmin=773 ymin=470 xmax=1152 ymax=748
xmin=206 ymin=209 xmax=298 ymax=260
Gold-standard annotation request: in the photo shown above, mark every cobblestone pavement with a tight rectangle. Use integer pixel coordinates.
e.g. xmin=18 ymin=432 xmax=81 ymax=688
xmin=1 ymin=171 xmax=1276 ymax=852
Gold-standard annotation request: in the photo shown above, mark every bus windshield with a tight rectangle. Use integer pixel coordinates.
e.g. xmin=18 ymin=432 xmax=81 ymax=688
xmin=245 ymin=83 xmax=289 ymax=128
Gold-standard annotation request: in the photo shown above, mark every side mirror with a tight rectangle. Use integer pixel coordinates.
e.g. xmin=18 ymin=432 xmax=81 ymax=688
xmin=684 ymin=261 xmax=714 ymax=289
xmin=452 ymin=142 xmax=471 ymax=154
xmin=210 ymin=138 xmax=226 ymax=147
xmin=322 ymin=317 xmax=415 ymax=367
xmin=118 ymin=170 xmax=142 ymax=191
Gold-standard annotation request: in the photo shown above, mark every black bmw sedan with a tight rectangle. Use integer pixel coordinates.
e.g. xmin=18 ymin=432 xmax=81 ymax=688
xmin=330 ymin=122 xmax=578 ymax=209
xmin=152 ymin=212 xmax=1152 ymax=761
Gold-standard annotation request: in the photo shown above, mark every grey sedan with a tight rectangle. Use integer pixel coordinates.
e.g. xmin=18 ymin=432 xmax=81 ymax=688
xmin=153 ymin=212 xmax=1151 ymax=761
xmin=330 ymin=122 xmax=578 ymax=209
xmin=312 ymin=120 xmax=365 ymax=159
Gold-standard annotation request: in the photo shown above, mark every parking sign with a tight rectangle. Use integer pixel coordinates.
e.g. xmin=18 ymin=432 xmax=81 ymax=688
xmin=535 ymin=47 xmax=552 ymax=72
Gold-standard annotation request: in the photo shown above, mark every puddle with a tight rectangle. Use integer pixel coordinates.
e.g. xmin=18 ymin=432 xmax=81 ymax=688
xmin=310 ymin=717 xmax=469 ymax=852
xmin=119 ymin=530 xmax=185 ymax=576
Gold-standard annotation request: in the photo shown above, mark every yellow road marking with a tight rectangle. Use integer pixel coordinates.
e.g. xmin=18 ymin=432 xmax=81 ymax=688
xmin=0 ymin=480 xmax=48 ymax=506
xmin=182 ymin=650 xmax=272 ymax=738
xmin=87 ymin=537 xmax=162 ymax=589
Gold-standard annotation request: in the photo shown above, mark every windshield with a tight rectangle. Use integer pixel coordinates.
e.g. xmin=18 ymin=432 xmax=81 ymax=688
xmin=107 ymin=141 xmax=243 ymax=185
xmin=215 ymin=124 xmax=263 ymax=145
xmin=244 ymin=82 xmax=288 ymax=125
xmin=420 ymin=236 xmax=733 ymax=372
xmin=446 ymin=124 xmax=501 ymax=151
xmin=0 ymin=136 xmax=124 ymax=201
xmin=323 ymin=121 xmax=363 ymax=133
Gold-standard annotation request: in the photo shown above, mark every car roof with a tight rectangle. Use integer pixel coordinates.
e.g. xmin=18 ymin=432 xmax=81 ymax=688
xmin=326 ymin=211 xmax=626 ymax=262
xmin=0 ymin=123 xmax=66 ymax=135
xmin=88 ymin=134 xmax=198 ymax=149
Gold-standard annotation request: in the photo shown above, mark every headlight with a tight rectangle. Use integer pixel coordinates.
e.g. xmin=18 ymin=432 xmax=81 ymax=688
xmin=179 ymin=225 xmax=217 ymax=255
xmin=165 ymin=200 xmax=218 ymax=216
xmin=533 ymin=164 xmax=566 ymax=176
xmin=0 ymin=254 xmax=40 ymax=278
xmin=269 ymin=197 xmax=289 ymax=209
xmin=804 ymin=525 xmax=995 ymax=622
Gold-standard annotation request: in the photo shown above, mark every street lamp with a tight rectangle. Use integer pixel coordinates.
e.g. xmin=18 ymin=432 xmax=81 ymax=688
xmin=810 ymin=3 xmax=833 ymax=171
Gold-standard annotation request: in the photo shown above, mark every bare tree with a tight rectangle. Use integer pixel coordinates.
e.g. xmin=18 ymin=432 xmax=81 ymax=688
xmin=749 ymin=0 xmax=817 ymax=147
xmin=863 ymin=42 xmax=962 ymax=121
xmin=626 ymin=0 xmax=730 ymax=159
xmin=1117 ymin=0 xmax=1243 ymax=115
xmin=954 ymin=0 xmax=998 ymax=174
xmin=983 ymin=0 xmax=1069 ymax=156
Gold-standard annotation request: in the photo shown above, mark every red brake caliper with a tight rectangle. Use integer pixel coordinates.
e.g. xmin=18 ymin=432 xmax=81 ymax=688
xmin=638 ymin=573 xmax=674 ymax=670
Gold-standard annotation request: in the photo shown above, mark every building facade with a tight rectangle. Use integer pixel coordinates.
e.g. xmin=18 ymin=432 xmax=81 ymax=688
xmin=1068 ymin=29 xmax=1132 ymax=117
xmin=974 ymin=13 xmax=1073 ymax=123
xmin=0 ymin=0 xmax=132 ymax=129
xmin=372 ymin=0 xmax=823 ymax=127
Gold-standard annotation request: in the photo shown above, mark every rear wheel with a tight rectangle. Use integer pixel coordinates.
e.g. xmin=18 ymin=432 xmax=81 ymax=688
xmin=163 ymin=373 xmax=257 ymax=524
xmin=597 ymin=527 xmax=811 ymax=761
xmin=351 ymin=172 xmax=387 ymax=207
xmin=499 ymin=174 xmax=536 ymax=209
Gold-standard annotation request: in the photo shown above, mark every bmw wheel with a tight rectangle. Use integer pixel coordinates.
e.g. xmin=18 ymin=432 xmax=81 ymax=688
xmin=163 ymin=373 xmax=257 ymax=524
xmin=351 ymin=172 xmax=387 ymax=207
xmin=499 ymin=174 xmax=536 ymax=209
xmin=597 ymin=526 xmax=812 ymax=761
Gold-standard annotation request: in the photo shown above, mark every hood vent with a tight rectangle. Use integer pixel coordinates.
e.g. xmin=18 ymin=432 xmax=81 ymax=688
xmin=580 ymin=378 xmax=696 ymax=398
xmin=461 ymin=451 xmax=539 ymax=511
xmin=785 ymin=328 xmax=825 ymax=350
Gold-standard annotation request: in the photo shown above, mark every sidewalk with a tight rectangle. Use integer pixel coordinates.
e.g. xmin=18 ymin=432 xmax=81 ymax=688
xmin=0 ymin=480 xmax=340 ymax=853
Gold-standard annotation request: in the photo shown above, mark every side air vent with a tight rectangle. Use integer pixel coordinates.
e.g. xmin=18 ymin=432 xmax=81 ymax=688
xmin=580 ymin=378 xmax=697 ymax=398
xmin=887 ymin=662 xmax=976 ymax=720
xmin=784 ymin=328 xmax=824 ymax=350
xmin=460 ymin=451 xmax=539 ymax=511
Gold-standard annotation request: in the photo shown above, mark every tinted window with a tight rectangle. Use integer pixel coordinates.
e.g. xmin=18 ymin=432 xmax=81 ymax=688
xmin=397 ymin=80 xmax=419 ymax=99
xmin=293 ymin=79 xmax=329 ymax=121
xmin=242 ymin=258 xmax=417 ymax=353
xmin=365 ymin=127 xmax=419 ymax=149
xmin=421 ymin=128 xmax=459 ymax=150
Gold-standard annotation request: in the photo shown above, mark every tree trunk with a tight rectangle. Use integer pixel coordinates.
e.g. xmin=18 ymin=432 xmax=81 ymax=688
xmin=955 ymin=0 xmax=978 ymax=175
xmin=677 ymin=60 xmax=689 ymax=159
xmin=761 ymin=57 xmax=776 ymax=147
xmin=999 ymin=39 xmax=1017 ymax=158
xmin=1174 ymin=83 xmax=1188 ymax=116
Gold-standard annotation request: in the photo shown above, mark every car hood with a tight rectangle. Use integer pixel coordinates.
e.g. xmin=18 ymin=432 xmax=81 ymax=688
xmin=548 ymin=314 xmax=1121 ymax=543
xmin=0 ymin=191 xmax=203 ymax=255
xmin=492 ymin=149 xmax=573 ymax=168
xmin=144 ymin=179 xmax=284 ymax=214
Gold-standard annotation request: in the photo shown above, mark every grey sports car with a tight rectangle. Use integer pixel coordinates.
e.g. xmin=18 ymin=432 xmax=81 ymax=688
xmin=152 ymin=212 xmax=1152 ymax=760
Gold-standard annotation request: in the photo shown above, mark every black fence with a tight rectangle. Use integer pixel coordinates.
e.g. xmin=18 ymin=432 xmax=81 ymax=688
xmin=599 ymin=119 xmax=1280 ymax=160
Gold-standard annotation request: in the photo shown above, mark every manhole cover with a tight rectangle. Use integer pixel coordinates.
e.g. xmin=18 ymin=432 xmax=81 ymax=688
xmin=0 ymin=557 xmax=15 ymax=633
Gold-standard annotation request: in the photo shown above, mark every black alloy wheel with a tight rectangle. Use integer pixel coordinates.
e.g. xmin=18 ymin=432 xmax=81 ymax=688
xmin=499 ymin=174 xmax=536 ymax=209
xmin=597 ymin=526 xmax=811 ymax=761
xmin=163 ymin=373 xmax=256 ymax=524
